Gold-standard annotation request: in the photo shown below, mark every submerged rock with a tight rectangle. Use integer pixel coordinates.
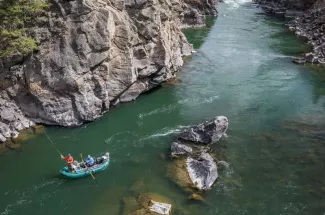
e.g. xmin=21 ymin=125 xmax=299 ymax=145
xmin=0 ymin=143 xmax=9 ymax=155
xmin=186 ymin=153 xmax=218 ymax=190
xmin=177 ymin=116 xmax=228 ymax=145
xmin=130 ymin=178 xmax=147 ymax=194
xmin=167 ymin=159 xmax=196 ymax=193
xmin=188 ymin=193 xmax=204 ymax=202
xmin=122 ymin=196 xmax=139 ymax=215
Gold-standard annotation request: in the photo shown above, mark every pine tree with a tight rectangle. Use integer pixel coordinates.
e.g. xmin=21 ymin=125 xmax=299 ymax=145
xmin=0 ymin=0 xmax=49 ymax=60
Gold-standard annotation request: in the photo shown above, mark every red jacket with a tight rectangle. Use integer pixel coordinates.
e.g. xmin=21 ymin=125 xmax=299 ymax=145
xmin=64 ymin=156 xmax=74 ymax=164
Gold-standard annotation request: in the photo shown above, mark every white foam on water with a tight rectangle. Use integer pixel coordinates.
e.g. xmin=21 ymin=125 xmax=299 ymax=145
xmin=223 ymin=0 xmax=252 ymax=8
xmin=137 ymin=94 xmax=220 ymax=121
xmin=0 ymin=179 xmax=64 ymax=215
xmin=138 ymin=104 xmax=178 ymax=119
xmin=105 ymin=131 xmax=134 ymax=144
xmin=201 ymin=95 xmax=220 ymax=104
xmin=137 ymin=125 xmax=190 ymax=142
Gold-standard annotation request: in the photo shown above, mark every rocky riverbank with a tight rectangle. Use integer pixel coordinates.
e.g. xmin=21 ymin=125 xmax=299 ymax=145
xmin=0 ymin=0 xmax=218 ymax=144
xmin=254 ymin=0 xmax=325 ymax=65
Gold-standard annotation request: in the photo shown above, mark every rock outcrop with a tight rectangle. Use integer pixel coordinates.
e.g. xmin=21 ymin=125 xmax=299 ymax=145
xmin=186 ymin=152 xmax=218 ymax=190
xmin=177 ymin=116 xmax=228 ymax=144
xmin=254 ymin=0 xmax=325 ymax=65
xmin=171 ymin=142 xmax=193 ymax=156
xmin=168 ymin=116 xmax=228 ymax=192
xmin=289 ymin=7 xmax=325 ymax=64
xmin=0 ymin=0 xmax=218 ymax=143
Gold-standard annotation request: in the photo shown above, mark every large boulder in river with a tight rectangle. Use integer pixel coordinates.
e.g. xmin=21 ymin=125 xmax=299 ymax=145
xmin=177 ymin=116 xmax=228 ymax=145
xmin=168 ymin=116 xmax=228 ymax=192
xmin=186 ymin=153 xmax=218 ymax=190
xmin=167 ymin=153 xmax=218 ymax=192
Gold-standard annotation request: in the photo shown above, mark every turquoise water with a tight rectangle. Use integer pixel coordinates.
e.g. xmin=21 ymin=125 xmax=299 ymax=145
xmin=1 ymin=1 xmax=325 ymax=215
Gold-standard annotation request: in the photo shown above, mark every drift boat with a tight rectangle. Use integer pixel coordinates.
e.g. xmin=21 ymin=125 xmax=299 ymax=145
xmin=60 ymin=152 xmax=110 ymax=179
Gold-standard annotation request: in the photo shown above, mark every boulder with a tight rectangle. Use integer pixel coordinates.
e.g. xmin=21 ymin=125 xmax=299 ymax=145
xmin=11 ymin=130 xmax=19 ymax=138
xmin=124 ymin=193 xmax=173 ymax=215
xmin=186 ymin=153 xmax=218 ymax=190
xmin=150 ymin=200 xmax=171 ymax=215
xmin=0 ymin=122 xmax=11 ymax=138
xmin=0 ymin=134 xmax=6 ymax=143
xmin=171 ymin=142 xmax=193 ymax=156
xmin=0 ymin=109 xmax=15 ymax=122
xmin=292 ymin=56 xmax=306 ymax=64
xmin=177 ymin=116 xmax=228 ymax=145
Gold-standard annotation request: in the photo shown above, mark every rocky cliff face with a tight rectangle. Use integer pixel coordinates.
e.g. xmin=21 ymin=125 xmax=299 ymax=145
xmin=254 ymin=0 xmax=325 ymax=65
xmin=0 ymin=0 xmax=218 ymax=143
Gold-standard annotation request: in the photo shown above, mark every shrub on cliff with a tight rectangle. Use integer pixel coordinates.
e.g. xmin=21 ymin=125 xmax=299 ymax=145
xmin=0 ymin=0 xmax=49 ymax=63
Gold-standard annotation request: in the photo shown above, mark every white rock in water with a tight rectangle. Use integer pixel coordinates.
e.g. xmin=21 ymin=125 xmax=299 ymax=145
xmin=186 ymin=153 xmax=218 ymax=190
xmin=149 ymin=200 xmax=172 ymax=215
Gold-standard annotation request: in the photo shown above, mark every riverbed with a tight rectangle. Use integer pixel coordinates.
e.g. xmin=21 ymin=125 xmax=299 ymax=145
xmin=1 ymin=1 xmax=325 ymax=214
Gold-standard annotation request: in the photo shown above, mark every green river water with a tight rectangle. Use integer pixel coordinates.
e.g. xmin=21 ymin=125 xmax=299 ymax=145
xmin=1 ymin=1 xmax=325 ymax=214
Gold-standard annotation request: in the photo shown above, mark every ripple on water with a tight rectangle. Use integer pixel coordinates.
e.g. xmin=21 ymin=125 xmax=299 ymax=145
xmin=0 ymin=178 xmax=64 ymax=215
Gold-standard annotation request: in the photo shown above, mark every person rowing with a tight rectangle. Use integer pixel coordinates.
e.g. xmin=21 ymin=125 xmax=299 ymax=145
xmin=85 ymin=155 xmax=96 ymax=167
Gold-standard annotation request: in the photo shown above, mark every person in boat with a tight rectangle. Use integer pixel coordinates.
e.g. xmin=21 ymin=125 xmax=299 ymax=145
xmin=61 ymin=154 xmax=79 ymax=172
xmin=85 ymin=155 xmax=95 ymax=167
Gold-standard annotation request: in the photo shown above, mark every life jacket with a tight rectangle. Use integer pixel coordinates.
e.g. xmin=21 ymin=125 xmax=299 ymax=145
xmin=65 ymin=156 xmax=74 ymax=164
xmin=85 ymin=157 xmax=95 ymax=166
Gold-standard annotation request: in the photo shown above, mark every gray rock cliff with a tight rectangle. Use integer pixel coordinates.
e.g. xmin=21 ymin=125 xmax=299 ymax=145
xmin=0 ymin=0 xmax=218 ymax=143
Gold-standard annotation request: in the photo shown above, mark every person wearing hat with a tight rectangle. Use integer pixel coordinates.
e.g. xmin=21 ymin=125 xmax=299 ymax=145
xmin=61 ymin=153 xmax=76 ymax=171
xmin=85 ymin=155 xmax=95 ymax=167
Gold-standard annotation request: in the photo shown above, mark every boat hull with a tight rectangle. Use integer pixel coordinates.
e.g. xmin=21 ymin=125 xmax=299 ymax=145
xmin=60 ymin=153 xmax=110 ymax=179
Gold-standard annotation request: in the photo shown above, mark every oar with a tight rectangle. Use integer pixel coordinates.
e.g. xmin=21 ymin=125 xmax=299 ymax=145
xmin=80 ymin=153 xmax=99 ymax=185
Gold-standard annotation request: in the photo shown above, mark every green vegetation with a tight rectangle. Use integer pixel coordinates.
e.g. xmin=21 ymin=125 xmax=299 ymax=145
xmin=0 ymin=0 xmax=49 ymax=59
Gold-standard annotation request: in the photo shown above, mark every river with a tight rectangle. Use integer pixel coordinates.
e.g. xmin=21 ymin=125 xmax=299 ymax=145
xmin=1 ymin=1 xmax=325 ymax=214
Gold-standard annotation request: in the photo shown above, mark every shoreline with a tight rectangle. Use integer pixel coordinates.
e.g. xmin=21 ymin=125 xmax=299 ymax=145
xmin=253 ymin=0 xmax=325 ymax=65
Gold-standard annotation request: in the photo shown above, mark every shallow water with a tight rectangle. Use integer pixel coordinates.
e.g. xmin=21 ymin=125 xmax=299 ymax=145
xmin=1 ymin=1 xmax=325 ymax=215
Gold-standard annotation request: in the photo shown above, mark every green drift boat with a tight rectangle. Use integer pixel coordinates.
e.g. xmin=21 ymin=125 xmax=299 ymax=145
xmin=60 ymin=152 xmax=110 ymax=179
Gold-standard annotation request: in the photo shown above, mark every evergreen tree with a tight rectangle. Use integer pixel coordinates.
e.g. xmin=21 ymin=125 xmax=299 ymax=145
xmin=0 ymin=0 xmax=49 ymax=60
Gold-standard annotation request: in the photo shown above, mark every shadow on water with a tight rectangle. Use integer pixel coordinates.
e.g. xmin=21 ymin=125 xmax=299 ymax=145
xmin=269 ymin=29 xmax=312 ymax=56
xmin=182 ymin=16 xmax=216 ymax=49
xmin=304 ymin=66 xmax=325 ymax=105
